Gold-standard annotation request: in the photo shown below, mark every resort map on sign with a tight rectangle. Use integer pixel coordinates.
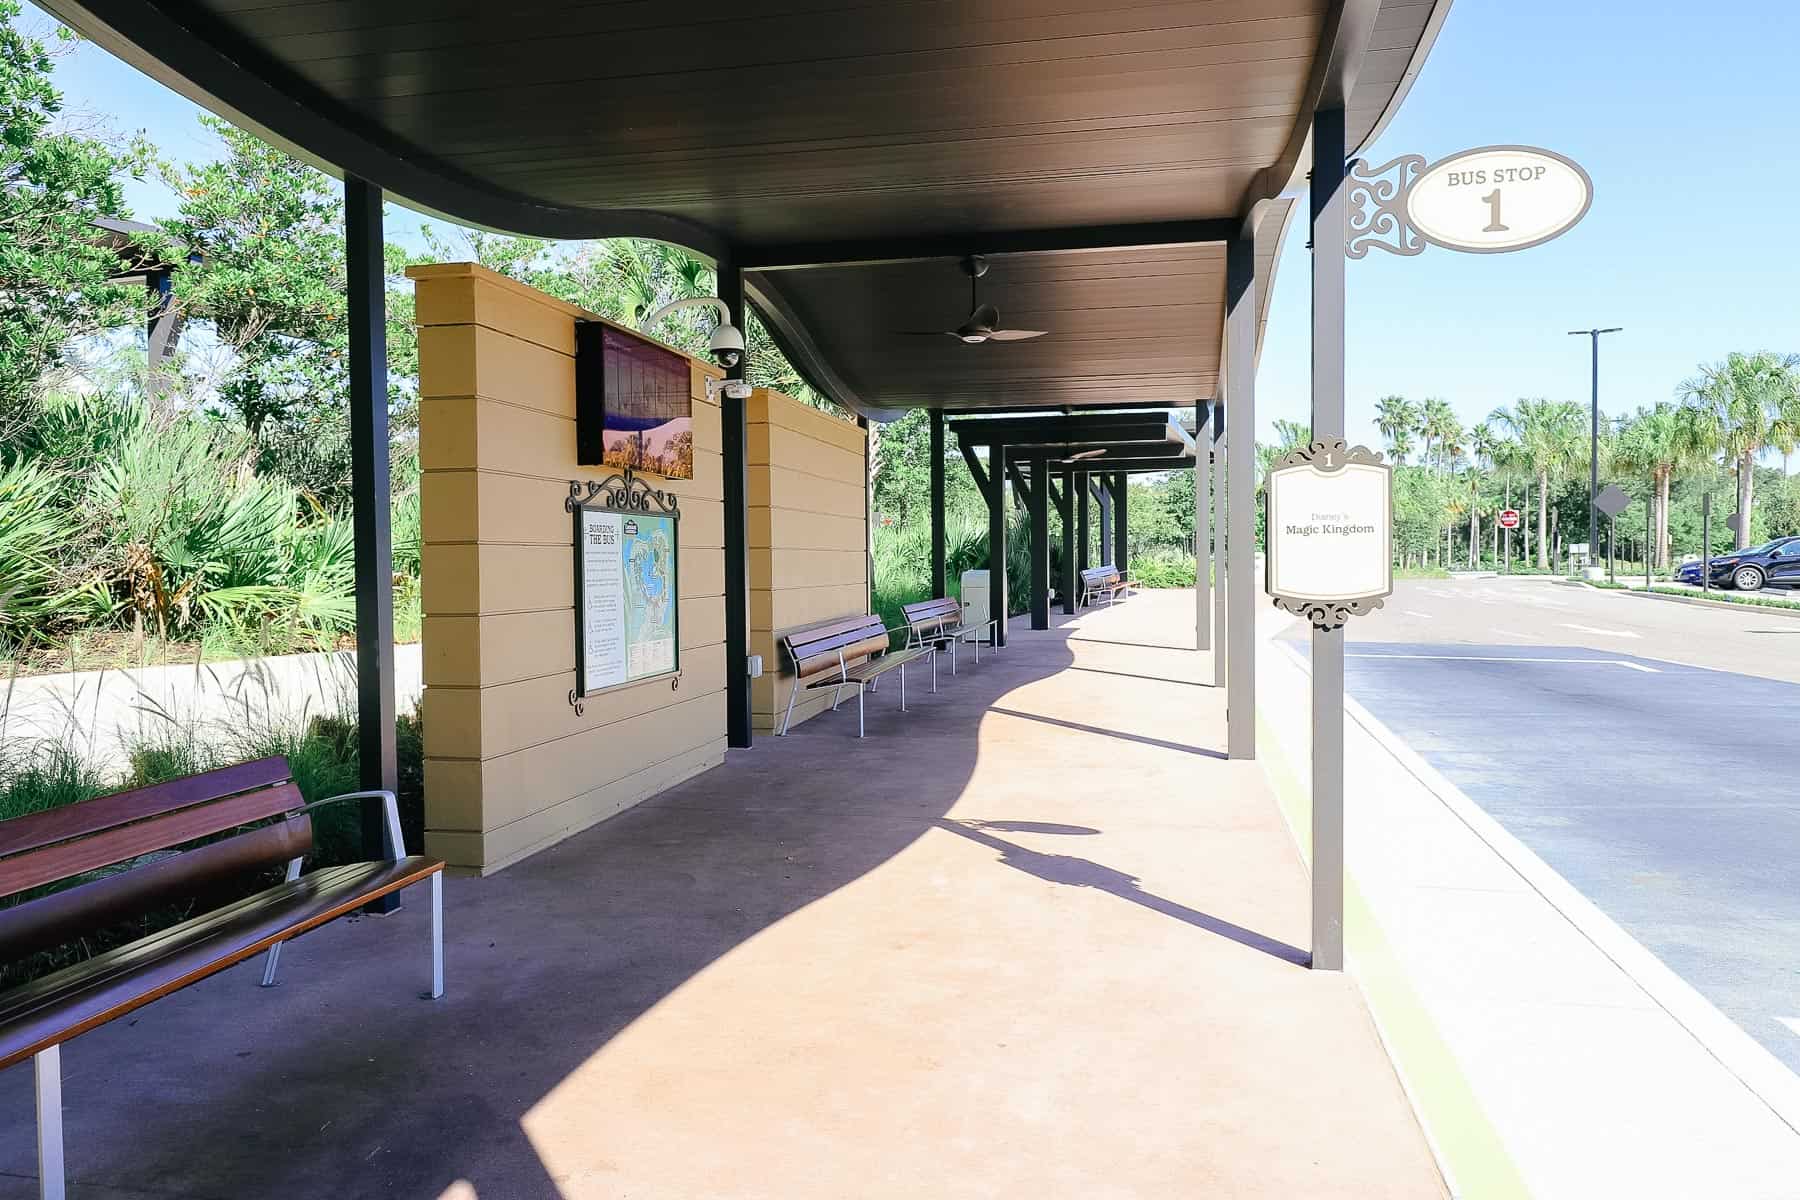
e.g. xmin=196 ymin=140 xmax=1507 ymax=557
xmin=578 ymin=507 xmax=679 ymax=694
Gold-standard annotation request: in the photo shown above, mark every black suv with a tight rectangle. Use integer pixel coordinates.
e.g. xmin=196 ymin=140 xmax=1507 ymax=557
xmin=1677 ymin=536 xmax=1800 ymax=591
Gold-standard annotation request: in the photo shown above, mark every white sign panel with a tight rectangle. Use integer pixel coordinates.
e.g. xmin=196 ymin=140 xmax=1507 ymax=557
xmin=1405 ymin=146 xmax=1592 ymax=254
xmin=1266 ymin=445 xmax=1392 ymax=628
xmin=575 ymin=501 xmax=680 ymax=698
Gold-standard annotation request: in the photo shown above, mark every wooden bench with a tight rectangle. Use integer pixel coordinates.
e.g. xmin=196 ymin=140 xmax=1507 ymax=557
xmin=1079 ymin=565 xmax=1136 ymax=607
xmin=778 ymin=613 xmax=935 ymax=737
xmin=0 ymin=757 xmax=444 ymax=1200
xmin=901 ymin=597 xmax=998 ymax=675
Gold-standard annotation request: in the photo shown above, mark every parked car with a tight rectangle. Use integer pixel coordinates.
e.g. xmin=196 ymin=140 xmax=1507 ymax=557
xmin=1675 ymin=536 xmax=1800 ymax=590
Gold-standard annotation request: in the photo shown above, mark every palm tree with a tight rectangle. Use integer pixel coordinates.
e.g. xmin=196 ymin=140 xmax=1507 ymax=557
xmin=1678 ymin=351 xmax=1800 ymax=549
xmin=1373 ymin=395 xmax=1419 ymax=465
xmin=1421 ymin=397 xmax=1460 ymax=471
xmin=1613 ymin=403 xmax=1706 ymax=568
xmin=1489 ymin=398 xmax=1585 ymax=569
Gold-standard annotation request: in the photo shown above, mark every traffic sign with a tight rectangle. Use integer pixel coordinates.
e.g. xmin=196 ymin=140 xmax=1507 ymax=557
xmin=1498 ymin=508 xmax=1521 ymax=530
xmin=1594 ymin=484 xmax=1632 ymax=519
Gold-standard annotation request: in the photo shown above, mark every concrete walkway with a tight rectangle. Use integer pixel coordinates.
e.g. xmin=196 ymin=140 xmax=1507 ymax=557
xmin=1 ymin=592 xmax=1443 ymax=1199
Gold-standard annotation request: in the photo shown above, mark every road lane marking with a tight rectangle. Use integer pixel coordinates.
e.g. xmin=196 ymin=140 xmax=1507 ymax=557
xmin=1496 ymin=629 xmax=1533 ymax=639
xmin=1780 ymin=1018 xmax=1800 ymax=1039
xmin=1560 ymin=622 xmax=1641 ymax=639
xmin=1402 ymin=610 xmax=1434 ymax=619
xmin=1346 ymin=653 xmax=1658 ymax=673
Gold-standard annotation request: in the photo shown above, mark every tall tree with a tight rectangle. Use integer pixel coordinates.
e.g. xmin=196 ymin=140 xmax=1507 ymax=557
xmin=0 ymin=1 xmax=147 ymax=443
xmin=1374 ymin=395 xmax=1418 ymax=465
xmin=1420 ymin=397 xmax=1461 ymax=472
xmin=1613 ymin=402 xmax=1706 ymax=567
xmin=1489 ymin=398 xmax=1584 ymax=569
xmin=1678 ymin=351 xmax=1800 ymax=549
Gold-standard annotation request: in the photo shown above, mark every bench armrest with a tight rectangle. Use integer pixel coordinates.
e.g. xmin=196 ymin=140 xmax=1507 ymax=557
xmin=297 ymin=790 xmax=406 ymax=861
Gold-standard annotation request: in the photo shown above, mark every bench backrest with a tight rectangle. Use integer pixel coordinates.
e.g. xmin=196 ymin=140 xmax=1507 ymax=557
xmin=781 ymin=614 xmax=890 ymax=681
xmin=1081 ymin=566 xmax=1121 ymax=586
xmin=0 ymin=757 xmax=310 ymax=962
xmin=901 ymin=597 xmax=962 ymax=635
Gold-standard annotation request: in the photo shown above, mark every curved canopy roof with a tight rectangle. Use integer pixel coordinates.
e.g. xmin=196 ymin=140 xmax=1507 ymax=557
xmin=44 ymin=0 xmax=1452 ymax=417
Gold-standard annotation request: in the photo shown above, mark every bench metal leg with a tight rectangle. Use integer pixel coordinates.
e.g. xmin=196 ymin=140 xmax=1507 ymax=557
xmin=930 ymin=650 xmax=937 ymax=693
xmin=424 ymin=871 xmax=444 ymax=1000
xmin=36 ymin=1046 xmax=63 ymax=1200
xmin=259 ymin=856 xmax=305 ymax=987
xmin=778 ymin=676 xmax=802 ymax=735
xmin=857 ymin=684 xmax=866 ymax=737
xmin=900 ymin=662 xmax=908 ymax=711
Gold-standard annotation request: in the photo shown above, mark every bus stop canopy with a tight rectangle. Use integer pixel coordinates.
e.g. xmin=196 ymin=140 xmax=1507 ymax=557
xmin=42 ymin=0 xmax=1449 ymax=418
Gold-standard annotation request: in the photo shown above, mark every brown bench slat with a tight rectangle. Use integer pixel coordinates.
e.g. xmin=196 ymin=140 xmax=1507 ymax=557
xmin=0 ymin=854 xmax=442 ymax=1071
xmin=793 ymin=632 xmax=889 ymax=680
xmin=837 ymin=646 xmax=931 ymax=682
xmin=0 ymin=757 xmax=291 ymax=859
xmin=901 ymin=598 xmax=961 ymax=623
xmin=787 ymin=617 xmax=887 ymax=656
xmin=0 ymin=782 xmax=304 ymax=899
xmin=0 ymin=815 xmax=314 ymax=963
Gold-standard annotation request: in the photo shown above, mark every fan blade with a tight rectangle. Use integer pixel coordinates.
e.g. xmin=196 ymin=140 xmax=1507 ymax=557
xmin=985 ymin=329 xmax=1048 ymax=341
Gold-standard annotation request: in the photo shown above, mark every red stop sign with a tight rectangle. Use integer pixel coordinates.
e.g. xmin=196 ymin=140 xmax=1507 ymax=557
xmin=1499 ymin=508 xmax=1521 ymax=529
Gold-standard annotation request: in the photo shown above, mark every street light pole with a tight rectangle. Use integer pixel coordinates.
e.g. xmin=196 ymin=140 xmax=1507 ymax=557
xmin=1569 ymin=327 xmax=1622 ymax=572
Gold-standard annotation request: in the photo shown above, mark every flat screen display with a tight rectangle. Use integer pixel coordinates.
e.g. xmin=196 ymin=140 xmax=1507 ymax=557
xmin=578 ymin=324 xmax=694 ymax=480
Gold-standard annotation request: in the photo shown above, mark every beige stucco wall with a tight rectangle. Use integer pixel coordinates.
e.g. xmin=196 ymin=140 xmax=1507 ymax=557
xmin=409 ymin=262 xmax=726 ymax=873
xmin=747 ymin=389 xmax=870 ymax=732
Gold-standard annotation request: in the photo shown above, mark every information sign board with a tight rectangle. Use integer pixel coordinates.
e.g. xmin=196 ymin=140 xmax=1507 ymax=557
xmin=1265 ymin=441 xmax=1393 ymax=630
xmin=567 ymin=471 xmax=680 ymax=705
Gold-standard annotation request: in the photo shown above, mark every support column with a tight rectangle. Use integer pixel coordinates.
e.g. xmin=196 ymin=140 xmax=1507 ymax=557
xmin=1196 ymin=402 xmax=1212 ymax=651
xmin=345 ymin=177 xmax=397 ymax=895
xmin=1310 ymin=105 xmax=1348 ymax=971
xmin=1225 ymin=236 xmax=1257 ymax=761
xmin=1076 ymin=471 xmax=1091 ymax=576
xmin=988 ymin=445 xmax=1008 ymax=646
xmin=719 ymin=266 xmax=753 ymax=749
xmin=1098 ymin=483 xmax=1113 ymax=564
xmin=1213 ymin=404 xmax=1228 ymax=688
xmin=930 ymin=408 xmax=947 ymax=598
xmin=1029 ymin=456 xmax=1049 ymax=629
xmin=1112 ymin=473 xmax=1128 ymax=572
xmin=1058 ymin=468 xmax=1077 ymax=614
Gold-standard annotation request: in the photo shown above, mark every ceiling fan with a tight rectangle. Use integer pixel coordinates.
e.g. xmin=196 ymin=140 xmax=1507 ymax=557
xmin=900 ymin=255 xmax=1047 ymax=344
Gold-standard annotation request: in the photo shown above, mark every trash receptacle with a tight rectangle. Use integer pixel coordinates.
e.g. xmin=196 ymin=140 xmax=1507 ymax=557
xmin=959 ymin=570 xmax=989 ymax=643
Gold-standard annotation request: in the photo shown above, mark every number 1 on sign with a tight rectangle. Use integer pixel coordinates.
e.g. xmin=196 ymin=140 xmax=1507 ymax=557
xmin=1480 ymin=188 xmax=1509 ymax=233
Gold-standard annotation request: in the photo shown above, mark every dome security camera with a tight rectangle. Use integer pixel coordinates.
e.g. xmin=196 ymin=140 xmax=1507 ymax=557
xmin=709 ymin=321 xmax=745 ymax=370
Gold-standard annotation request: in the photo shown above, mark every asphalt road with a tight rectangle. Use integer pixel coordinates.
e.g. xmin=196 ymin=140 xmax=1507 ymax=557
xmin=1322 ymin=578 xmax=1800 ymax=1073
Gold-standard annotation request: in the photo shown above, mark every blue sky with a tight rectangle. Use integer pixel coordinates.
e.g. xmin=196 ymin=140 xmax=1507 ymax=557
xmin=32 ymin=0 xmax=1800 ymax=467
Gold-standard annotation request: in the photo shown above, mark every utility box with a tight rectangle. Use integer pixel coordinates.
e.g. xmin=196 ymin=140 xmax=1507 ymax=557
xmin=960 ymin=570 xmax=990 ymax=642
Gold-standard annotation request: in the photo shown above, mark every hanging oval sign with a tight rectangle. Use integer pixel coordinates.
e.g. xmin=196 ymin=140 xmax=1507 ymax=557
xmin=1404 ymin=146 xmax=1592 ymax=254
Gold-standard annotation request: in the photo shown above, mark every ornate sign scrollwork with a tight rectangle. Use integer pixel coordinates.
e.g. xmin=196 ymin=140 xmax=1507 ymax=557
xmin=564 ymin=467 xmax=681 ymax=516
xmin=1346 ymin=154 xmax=1426 ymax=259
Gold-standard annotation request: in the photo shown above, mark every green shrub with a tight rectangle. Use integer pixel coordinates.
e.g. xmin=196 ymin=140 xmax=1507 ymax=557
xmin=1130 ymin=549 xmax=1197 ymax=588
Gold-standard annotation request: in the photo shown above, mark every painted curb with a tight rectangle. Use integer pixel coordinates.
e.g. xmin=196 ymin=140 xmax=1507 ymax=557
xmin=1300 ymin=647 xmax=1800 ymax=1138
xmin=1255 ymin=711 xmax=1528 ymax=1200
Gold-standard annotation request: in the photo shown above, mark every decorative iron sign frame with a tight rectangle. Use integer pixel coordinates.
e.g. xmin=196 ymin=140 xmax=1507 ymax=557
xmin=1265 ymin=441 xmax=1393 ymax=631
xmin=1348 ymin=145 xmax=1593 ymax=259
xmin=566 ymin=468 xmax=682 ymax=712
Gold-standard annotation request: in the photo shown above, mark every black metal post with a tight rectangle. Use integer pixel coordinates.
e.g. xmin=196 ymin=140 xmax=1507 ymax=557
xmin=989 ymin=445 xmax=1008 ymax=645
xmin=930 ymin=408 xmax=947 ymax=598
xmin=1309 ymin=105 xmax=1347 ymax=971
xmin=345 ymin=177 xmax=397 ymax=903
xmin=1059 ymin=469 xmax=1077 ymax=615
xmin=1028 ymin=455 xmax=1049 ymax=630
xmin=719 ymin=266 xmax=752 ymax=749
xmin=1702 ymin=493 xmax=1711 ymax=594
xmin=1112 ymin=473 xmax=1128 ymax=573
xmin=1569 ymin=327 xmax=1621 ymax=573
xmin=1195 ymin=403 xmax=1212 ymax=651
xmin=1098 ymin=483 xmax=1112 ymax=565
xmin=1076 ymin=471 xmax=1090 ymax=577
xmin=1608 ymin=515 xmax=1615 ymax=583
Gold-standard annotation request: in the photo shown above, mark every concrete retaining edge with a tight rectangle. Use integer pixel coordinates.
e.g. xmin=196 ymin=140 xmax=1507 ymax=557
xmin=1619 ymin=587 xmax=1800 ymax=620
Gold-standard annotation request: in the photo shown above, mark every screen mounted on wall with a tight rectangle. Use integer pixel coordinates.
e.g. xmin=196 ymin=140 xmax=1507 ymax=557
xmin=576 ymin=322 xmax=694 ymax=480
